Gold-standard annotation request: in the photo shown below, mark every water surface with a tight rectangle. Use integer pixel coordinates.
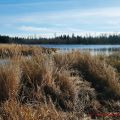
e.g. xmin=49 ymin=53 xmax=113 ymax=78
xmin=36 ymin=44 xmax=120 ymax=55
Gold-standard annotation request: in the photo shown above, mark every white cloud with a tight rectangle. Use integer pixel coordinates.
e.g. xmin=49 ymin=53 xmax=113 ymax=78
xmin=16 ymin=25 xmax=120 ymax=38
xmin=18 ymin=25 xmax=86 ymax=33
xmin=2 ymin=7 xmax=120 ymax=26
xmin=1 ymin=6 xmax=120 ymax=37
xmin=16 ymin=7 xmax=120 ymax=23
xmin=19 ymin=26 xmax=53 ymax=32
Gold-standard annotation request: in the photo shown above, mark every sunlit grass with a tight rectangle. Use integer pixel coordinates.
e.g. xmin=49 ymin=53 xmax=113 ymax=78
xmin=0 ymin=45 xmax=119 ymax=119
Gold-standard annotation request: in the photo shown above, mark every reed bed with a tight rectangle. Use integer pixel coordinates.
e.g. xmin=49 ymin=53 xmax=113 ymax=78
xmin=0 ymin=45 xmax=119 ymax=119
xmin=0 ymin=44 xmax=57 ymax=58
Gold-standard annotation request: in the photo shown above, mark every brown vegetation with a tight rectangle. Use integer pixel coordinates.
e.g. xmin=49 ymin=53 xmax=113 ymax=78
xmin=0 ymin=44 xmax=57 ymax=58
xmin=0 ymin=45 xmax=119 ymax=119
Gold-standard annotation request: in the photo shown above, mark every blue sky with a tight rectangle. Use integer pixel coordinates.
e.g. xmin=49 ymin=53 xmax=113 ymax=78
xmin=1 ymin=0 xmax=120 ymax=37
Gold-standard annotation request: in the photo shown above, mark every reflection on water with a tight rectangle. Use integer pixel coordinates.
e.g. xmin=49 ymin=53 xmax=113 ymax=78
xmin=37 ymin=44 xmax=120 ymax=55
xmin=59 ymin=47 xmax=120 ymax=55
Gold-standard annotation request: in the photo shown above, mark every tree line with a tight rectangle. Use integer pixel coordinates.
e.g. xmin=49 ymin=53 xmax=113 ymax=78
xmin=1 ymin=34 xmax=120 ymax=44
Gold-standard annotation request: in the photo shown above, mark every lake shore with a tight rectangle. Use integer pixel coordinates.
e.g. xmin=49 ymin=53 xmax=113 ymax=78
xmin=0 ymin=44 xmax=119 ymax=119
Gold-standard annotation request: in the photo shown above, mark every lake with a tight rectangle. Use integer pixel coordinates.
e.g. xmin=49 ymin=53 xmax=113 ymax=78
xmin=36 ymin=44 xmax=120 ymax=55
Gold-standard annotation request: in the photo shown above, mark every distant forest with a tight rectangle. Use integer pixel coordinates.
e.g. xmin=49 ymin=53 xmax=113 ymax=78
xmin=1 ymin=34 xmax=120 ymax=44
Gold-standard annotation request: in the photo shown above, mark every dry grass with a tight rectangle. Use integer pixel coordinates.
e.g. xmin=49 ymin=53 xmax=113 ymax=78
xmin=0 ymin=99 xmax=90 ymax=120
xmin=0 ymin=44 xmax=57 ymax=58
xmin=106 ymin=52 xmax=120 ymax=73
xmin=0 ymin=63 xmax=20 ymax=102
xmin=18 ymin=55 xmax=81 ymax=112
xmin=0 ymin=46 xmax=119 ymax=119
xmin=54 ymin=51 xmax=120 ymax=98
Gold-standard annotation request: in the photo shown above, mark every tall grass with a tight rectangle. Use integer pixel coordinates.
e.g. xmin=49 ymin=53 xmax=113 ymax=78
xmin=0 ymin=46 xmax=119 ymax=119
xmin=0 ymin=44 xmax=57 ymax=58
xmin=54 ymin=51 xmax=120 ymax=98
xmin=0 ymin=63 xmax=20 ymax=102
xmin=18 ymin=55 xmax=81 ymax=111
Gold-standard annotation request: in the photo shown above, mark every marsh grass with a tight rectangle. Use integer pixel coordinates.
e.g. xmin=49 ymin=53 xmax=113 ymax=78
xmin=106 ymin=52 xmax=120 ymax=73
xmin=0 ymin=46 xmax=119 ymax=119
xmin=18 ymin=55 xmax=81 ymax=112
xmin=0 ymin=44 xmax=57 ymax=58
xmin=0 ymin=63 xmax=20 ymax=102
xmin=54 ymin=51 xmax=120 ymax=98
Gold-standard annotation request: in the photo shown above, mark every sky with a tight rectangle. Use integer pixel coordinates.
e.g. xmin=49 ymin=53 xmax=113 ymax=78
xmin=1 ymin=0 xmax=120 ymax=37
